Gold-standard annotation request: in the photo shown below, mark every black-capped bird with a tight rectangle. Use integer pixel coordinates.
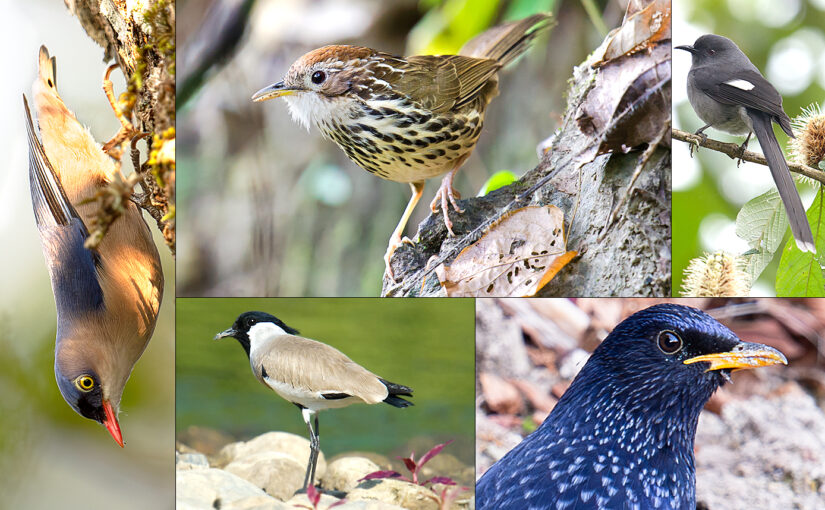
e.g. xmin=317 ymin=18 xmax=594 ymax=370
xmin=476 ymin=304 xmax=787 ymax=509
xmin=215 ymin=311 xmax=413 ymax=490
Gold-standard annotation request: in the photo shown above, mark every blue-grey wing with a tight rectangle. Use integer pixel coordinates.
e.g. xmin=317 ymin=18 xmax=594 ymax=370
xmin=24 ymin=94 xmax=104 ymax=316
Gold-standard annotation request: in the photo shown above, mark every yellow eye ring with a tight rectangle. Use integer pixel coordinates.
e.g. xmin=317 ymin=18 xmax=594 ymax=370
xmin=74 ymin=375 xmax=95 ymax=392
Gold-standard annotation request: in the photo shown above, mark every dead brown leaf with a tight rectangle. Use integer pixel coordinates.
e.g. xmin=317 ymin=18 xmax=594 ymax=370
xmin=599 ymin=0 xmax=671 ymax=64
xmin=435 ymin=206 xmax=576 ymax=297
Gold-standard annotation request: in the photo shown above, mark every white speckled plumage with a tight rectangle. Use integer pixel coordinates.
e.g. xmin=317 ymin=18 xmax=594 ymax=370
xmin=476 ymin=305 xmax=784 ymax=510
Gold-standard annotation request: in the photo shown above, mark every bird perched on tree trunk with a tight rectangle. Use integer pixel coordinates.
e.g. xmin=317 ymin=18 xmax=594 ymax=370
xmin=677 ymin=34 xmax=815 ymax=253
xmin=476 ymin=304 xmax=787 ymax=509
xmin=26 ymin=46 xmax=164 ymax=447
xmin=252 ymin=13 xmax=553 ymax=279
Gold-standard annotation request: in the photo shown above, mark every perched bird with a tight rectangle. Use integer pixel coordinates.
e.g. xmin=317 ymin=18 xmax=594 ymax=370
xmin=252 ymin=14 xmax=552 ymax=279
xmin=677 ymin=34 xmax=815 ymax=252
xmin=26 ymin=46 xmax=164 ymax=446
xmin=476 ymin=304 xmax=787 ymax=509
xmin=215 ymin=311 xmax=413 ymax=490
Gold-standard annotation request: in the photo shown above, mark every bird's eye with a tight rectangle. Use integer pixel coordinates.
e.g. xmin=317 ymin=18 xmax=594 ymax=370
xmin=707 ymin=49 xmax=716 ymax=55
xmin=47 ymin=79 xmax=54 ymax=88
xmin=311 ymin=71 xmax=326 ymax=84
xmin=74 ymin=375 xmax=95 ymax=392
xmin=657 ymin=330 xmax=683 ymax=355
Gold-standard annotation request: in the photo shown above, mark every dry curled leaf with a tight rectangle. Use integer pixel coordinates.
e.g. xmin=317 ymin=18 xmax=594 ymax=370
xmin=435 ymin=206 xmax=577 ymax=297
xmin=598 ymin=0 xmax=671 ymax=64
xmin=577 ymin=0 xmax=671 ymax=157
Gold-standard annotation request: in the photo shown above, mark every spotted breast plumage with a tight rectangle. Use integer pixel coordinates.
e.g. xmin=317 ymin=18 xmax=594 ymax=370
xmin=476 ymin=304 xmax=787 ymax=509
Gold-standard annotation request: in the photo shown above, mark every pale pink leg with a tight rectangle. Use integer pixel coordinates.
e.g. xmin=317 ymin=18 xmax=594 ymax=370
xmin=429 ymin=156 xmax=469 ymax=236
xmin=385 ymin=182 xmax=425 ymax=280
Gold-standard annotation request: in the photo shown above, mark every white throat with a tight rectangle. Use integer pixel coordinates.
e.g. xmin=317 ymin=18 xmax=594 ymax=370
xmin=282 ymin=92 xmax=353 ymax=133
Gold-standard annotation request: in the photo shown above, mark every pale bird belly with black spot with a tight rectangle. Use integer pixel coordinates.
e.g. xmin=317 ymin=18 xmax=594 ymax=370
xmin=320 ymin=102 xmax=484 ymax=183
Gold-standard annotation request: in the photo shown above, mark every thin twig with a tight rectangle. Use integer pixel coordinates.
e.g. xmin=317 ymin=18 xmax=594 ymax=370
xmin=672 ymin=128 xmax=825 ymax=185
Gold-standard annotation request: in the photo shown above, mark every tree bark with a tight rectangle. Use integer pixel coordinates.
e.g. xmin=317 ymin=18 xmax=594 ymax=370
xmin=382 ymin=52 xmax=671 ymax=297
xmin=64 ymin=0 xmax=176 ymax=254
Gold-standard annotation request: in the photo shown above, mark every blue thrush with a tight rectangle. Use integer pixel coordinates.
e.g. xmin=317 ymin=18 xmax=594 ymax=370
xmin=476 ymin=304 xmax=787 ymax=509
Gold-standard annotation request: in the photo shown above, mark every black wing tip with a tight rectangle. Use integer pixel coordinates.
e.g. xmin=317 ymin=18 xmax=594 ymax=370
xmin=380 ymin=378 xmax=414 ymax=407
xmin=384 ymin=395 xmax=414 ymax=408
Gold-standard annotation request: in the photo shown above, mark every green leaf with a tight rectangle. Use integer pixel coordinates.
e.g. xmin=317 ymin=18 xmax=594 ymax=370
xmin=504 ymin=0 xmax=556 ymax=21
xmin=776 ymin=186 xmax=825 ymax=296
xmin=478 ymin=170 xmax=518 ymax=196
xmin=410 ymin=0 xmax=500 ymax=55
xmin=735 ymin=188 xmax=788 ymax=282
xmin=776 ymin=245 xmax=824 ymax=296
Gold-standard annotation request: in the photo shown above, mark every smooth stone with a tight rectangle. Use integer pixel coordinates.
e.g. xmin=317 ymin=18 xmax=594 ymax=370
xmin=176 ymin=467 xmax=269 ymax=510
xmin=224 ymin=451 xmax=305 ymax=501
xmin=217 ymin=431 xmax=326 ymax=478
xmin=348 ymin=478 xmax=440 ymax=510
xmin=176 ymin=451 xmax=210 ymax=470
xmin=288 ymin=493 xmax=407 ymax=509
xmin=321 ymin=456 xmax=381 ymax=492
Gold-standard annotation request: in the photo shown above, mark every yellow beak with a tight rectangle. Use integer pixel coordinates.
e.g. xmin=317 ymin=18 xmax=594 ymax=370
xmin=251 ymin=81 xmax=296 ymax=102
xmin=683 ymin=341 xmax=787 ymax=372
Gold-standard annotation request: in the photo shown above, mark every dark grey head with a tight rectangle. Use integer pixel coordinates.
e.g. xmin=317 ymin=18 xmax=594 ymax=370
xmin=675 ymin=34 xmax=747 ymax=66
xmin=54 ymin=359 xmax=122 ymax=447
xmin=214 ymin=311 xmax=300 ymax=358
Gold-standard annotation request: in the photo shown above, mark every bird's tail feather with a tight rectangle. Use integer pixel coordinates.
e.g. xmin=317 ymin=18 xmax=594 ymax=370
xmin=380 ymin=378 xmax=413 ymax=408
xmin=460 ymin=13 xmax=553 ymax=67
xmin=749 ymin=110 xmax=815 ymax=252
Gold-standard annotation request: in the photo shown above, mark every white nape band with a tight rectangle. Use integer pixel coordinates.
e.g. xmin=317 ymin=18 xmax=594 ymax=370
xmin=724 ymin=79 xmax=755 ymax=90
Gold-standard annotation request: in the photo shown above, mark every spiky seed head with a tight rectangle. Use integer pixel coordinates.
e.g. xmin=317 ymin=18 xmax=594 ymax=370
xmin=681 ymin=251 xmax=751 ymax=297
xmin=789 ymin=103 xmax=825 ymax=176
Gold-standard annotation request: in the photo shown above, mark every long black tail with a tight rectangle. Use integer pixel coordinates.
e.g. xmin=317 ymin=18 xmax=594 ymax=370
xmin=380 ymin=378 xmax=414 ymax=408
xmin=749 ymin=110 xmax=815 ymax=252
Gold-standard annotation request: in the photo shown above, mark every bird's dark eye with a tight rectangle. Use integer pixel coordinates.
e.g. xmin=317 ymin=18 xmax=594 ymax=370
xmin=47 ymin=79 xmax=54 ymax=88
xmin=707 ymin=49 xmax=716 ymax=55
xmin=74 ymin=375 xmax=95 ymax=392
xmin=311 ymin=71 xmax=326 ymax=84
xmin=657 ymin=330 xmax=683 ymax=355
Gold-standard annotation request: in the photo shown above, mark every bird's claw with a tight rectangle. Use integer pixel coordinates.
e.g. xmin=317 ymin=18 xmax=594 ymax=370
xmin=102 ymin=63 xmax=137 ymax=157
xmin=735 ymin=141 xmax=748 ymax=167
xmin=384 ymin=233 xmax=410 ymax=281
xmin=430 ymin=179 xmax=464 ymax=237
xmin=689 ymin=131 xmax=707 ymax=158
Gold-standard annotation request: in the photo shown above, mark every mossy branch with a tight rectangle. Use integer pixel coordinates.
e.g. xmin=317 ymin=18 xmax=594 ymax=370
xmin=65 ymin=0 xmax=176 ymax=255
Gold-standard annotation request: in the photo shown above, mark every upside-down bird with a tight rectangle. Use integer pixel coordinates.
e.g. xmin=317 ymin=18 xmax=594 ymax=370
xmin=26 ymin=46 xmax=164 ymax=446
xmin=476 ymin=304 xmax=787 ymax=509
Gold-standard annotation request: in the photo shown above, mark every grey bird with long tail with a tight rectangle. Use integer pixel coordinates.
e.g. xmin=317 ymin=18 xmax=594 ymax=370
xmin=26 ymin=46 xmax=164 ymax=446
xmin=677 ymin=34 xmax=815 ymax=252
xmin=215 ymin=311 xmax=413 ymax=490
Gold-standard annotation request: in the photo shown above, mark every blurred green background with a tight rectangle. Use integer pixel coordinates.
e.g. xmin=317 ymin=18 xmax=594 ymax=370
xmin=176 ymin=298 xmax=476 ymax=464
xmin=177 ymin=0 xmax=622 ymax=296
xmin=0 ymin=1 xmax=175 ymax=509
xmin=673 ymin=0 xmax=825 ymax=295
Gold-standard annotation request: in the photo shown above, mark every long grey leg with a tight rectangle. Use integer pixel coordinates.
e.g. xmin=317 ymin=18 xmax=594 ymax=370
xmin=300 ymin=407 xmax=319 ymax=489
xmin=309 ymin=414 xmax=320 ymax=486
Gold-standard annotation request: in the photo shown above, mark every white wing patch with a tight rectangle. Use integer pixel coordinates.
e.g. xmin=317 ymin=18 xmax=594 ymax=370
xmin=724 ymin=79 xmax=755 ymax=91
